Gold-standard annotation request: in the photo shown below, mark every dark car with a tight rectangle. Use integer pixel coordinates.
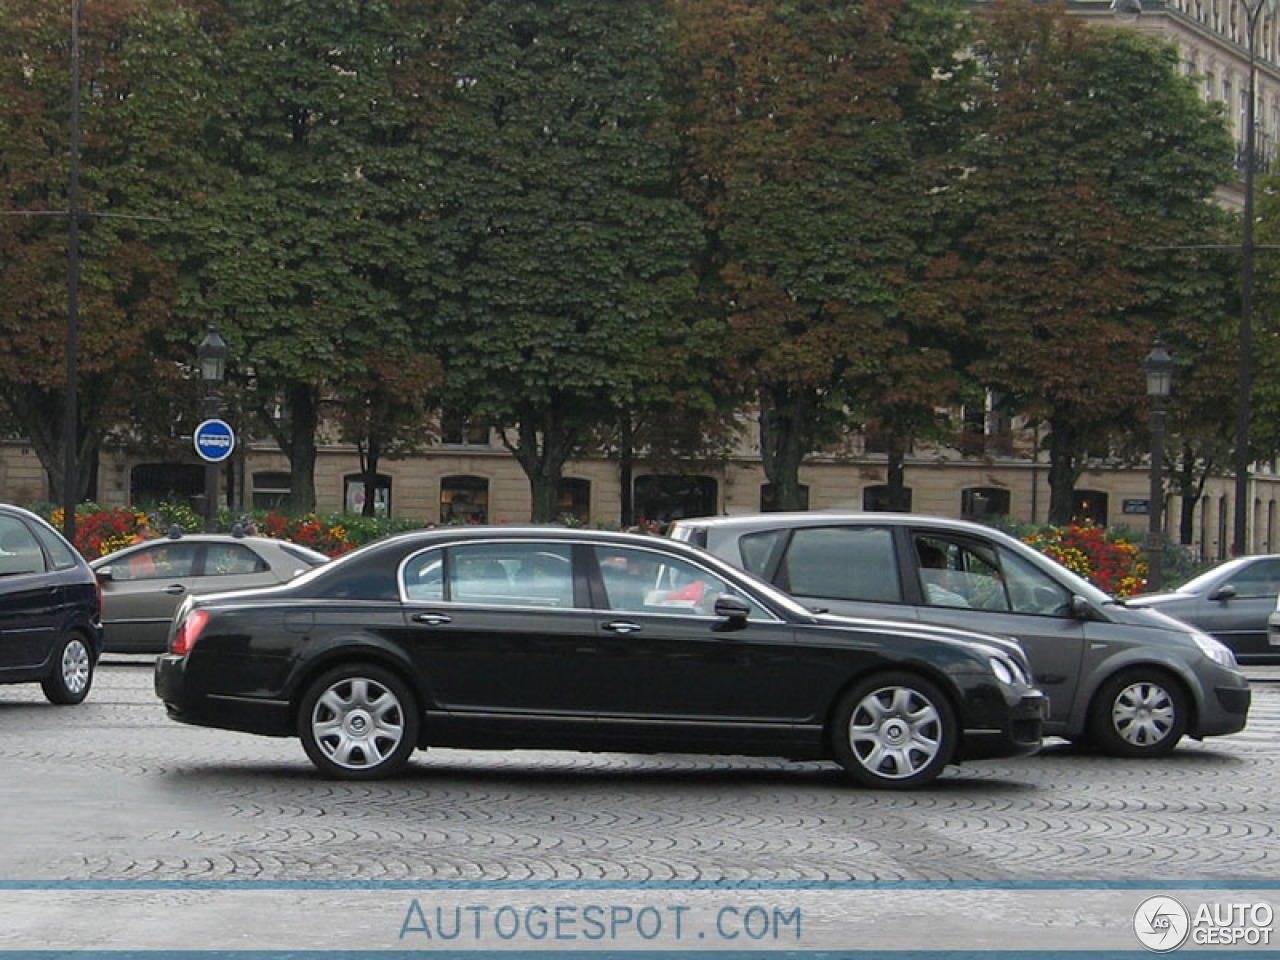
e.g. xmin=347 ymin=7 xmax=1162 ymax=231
xmin=0 ymin=503 xmax=103 ymax=704
xmin=1126 ymin=554 xmax=1280 ymax=663
xmin=92 ymin=531 xmax=329 ymax=653
xmin=156 ymin=527 xmax=1045 ymax=788
xmin=669 ymin=512 xmax=1251 ymax=758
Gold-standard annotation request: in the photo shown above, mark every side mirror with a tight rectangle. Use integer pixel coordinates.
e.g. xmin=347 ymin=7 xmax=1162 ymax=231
xmin=713 ymin=594 xmax=751 ymax=625
xmin=1209 ymin=584 xmax=1237 ymax=602
xmin=96 ymin=565 xmax=114 ymax=582
xmin=1070 ymin=595 xmax=1100 ymax=622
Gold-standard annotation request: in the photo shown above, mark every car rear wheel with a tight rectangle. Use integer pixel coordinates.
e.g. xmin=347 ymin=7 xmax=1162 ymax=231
xmin=1089 ymin=669 xmax=1188 ymax=757
xmin=831 ymin=673 xmax=956 ymax=789
xmin=41 ymin=634 xmax=95 ymax=705
xmin=297 ymin=664 xmax=420 ymax=780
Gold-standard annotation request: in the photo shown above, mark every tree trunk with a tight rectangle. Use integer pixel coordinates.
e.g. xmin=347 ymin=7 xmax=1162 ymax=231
xmin=885 ymin=439 xmax=909 ymax=511
xmin=1046 ymin=416 xmax=1081 ymax=526
xmin=358 ymin=436 xmax=382 ymax=517
xmin=619 ymin=416 xmax=635 ymax=527
xmin=1176 ymin=441 xmax=1209 ymax=547
xmin=758 ymin=385 xmax=815 ymax=512
xmin=505 ymin=399 xmax=579 ymax=523
xmin=283 ymin=384 xmax=319 ymax=512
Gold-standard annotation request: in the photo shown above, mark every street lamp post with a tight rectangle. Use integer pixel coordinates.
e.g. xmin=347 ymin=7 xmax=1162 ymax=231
xmin=1144 ymin=340 xmax=1174 ymax=591
xmin=197 ymin=328 xmax=228 ymax=533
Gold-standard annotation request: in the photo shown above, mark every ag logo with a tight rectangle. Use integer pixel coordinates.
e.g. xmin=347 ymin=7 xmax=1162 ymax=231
xmin=1134 ymin=896 xmax=1190 ymax=952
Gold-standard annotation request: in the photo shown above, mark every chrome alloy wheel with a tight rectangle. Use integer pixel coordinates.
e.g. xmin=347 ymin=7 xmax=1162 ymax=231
xmin=309 ymin=676 xmax=407 ymax=772
xmin=848 ymin=685 xmax=944 ymax=780
xmin=61 ymin=638 xmax=91 ymax=695
xmin=1110 ymin=680 xmax=1177 ymax=748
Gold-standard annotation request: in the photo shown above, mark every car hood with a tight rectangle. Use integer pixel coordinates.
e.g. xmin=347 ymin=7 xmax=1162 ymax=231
xmin=811 ymin=612 xmax=1028 ymax=661
xmin=1122 ymin=592 xmax=1187 ymax=609
xmin=1102 ymin=599 xmax=1202 ymax=635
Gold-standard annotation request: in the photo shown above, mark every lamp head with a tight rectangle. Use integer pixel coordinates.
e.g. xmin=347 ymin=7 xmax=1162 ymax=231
xmin=1111 ymin=0 xmax=1143 ymax=21
xmin=197 ymin=327 xmax=228 ymax=385
xmin=1145 ymin=339 xmax=1174 ymax=398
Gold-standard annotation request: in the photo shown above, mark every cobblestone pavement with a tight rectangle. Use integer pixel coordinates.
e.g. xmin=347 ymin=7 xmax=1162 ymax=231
xmin=1 ymin=660 xmax=1276 ymax=884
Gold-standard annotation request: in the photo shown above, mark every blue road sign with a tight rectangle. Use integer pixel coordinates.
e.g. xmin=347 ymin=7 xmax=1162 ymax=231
xmin=194 ymin=418 xmax=236 ymax=463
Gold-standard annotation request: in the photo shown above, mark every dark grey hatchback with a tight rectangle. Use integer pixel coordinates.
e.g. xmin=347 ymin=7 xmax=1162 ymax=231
xmin=0 ymin=503 xmax=103 ymax=704
xmin=156 ymin=527 xmax=1045 ymax=788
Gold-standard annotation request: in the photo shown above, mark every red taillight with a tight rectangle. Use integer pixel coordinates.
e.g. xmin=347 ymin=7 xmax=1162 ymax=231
xmin=93 ymin=575 xmax=103 ymax=614
xmin=171 ymin=609 xmax=209 ymax=656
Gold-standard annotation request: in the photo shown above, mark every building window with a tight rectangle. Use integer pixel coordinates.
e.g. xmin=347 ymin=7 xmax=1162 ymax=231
xmin=863 ymin=485 xmax=911 ymax=512
xmin=130 ymin=463 xmax=204 ymax=507
xmin=1072 ymin=491 xmax=1109 ymax=527
xmin=760 ymin=484 xmax=809 ymax=511
xmin=557 ymin=478 xmax=590 ymax=524
xmin=440 ymin=409 xmax=490 ymax=446
xmin=441 ymin=475 xmax=489 ymax=524
xmin=252 ymin=472 xmax=292 ymax=510
xmin=344 ymin=474 xmax=391 ymax=516
xmin=633 ymin=475 xmax=717 ymax=525
xmin=961 ymin=487 xmax=1011 ymax=521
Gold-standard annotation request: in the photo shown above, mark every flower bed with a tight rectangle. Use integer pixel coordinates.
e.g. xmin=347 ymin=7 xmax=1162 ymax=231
xmin=1022 ymin=523 xmax=1147 ymax=597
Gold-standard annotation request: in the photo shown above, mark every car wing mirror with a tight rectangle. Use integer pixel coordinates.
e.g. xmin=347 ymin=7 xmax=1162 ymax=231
xmin=1070 ymin=594 xmax=1101 ymax=621
xmin=96 ymin=565 xmax=114 ymax=582
xmin=1209 ymin=584 xmax=1237 ymax=602
xmin=713 ymin=594 xmax=751 ymax=625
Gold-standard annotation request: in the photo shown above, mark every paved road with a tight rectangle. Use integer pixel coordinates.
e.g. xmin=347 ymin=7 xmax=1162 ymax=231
xmin=1 ymin=660 xmax=1276 ymax=885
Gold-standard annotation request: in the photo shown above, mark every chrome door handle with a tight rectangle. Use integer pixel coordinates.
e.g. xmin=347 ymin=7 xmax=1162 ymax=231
xmin=603 ymin=620 xmax=642 ymax=634
xmin=412 ymin=612 xmax=452 ymax=626
xmin=164 ymin=585 xmax=186 ymax=595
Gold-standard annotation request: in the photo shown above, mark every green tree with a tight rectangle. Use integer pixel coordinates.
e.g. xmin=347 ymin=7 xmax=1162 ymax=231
xmin=674 ymin=0 xmax=972 ymax=511
xmin=421 ymin=0 xmax=703 ymax=521
xmin=178 ymin=0 xmax=449 ymax=511
xmin=954 ymin=0 xmax=1233 ymax=524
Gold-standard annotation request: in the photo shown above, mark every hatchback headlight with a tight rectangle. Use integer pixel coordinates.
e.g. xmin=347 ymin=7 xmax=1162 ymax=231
xmin=1191 ymin=630 xmax=1238 ymax=669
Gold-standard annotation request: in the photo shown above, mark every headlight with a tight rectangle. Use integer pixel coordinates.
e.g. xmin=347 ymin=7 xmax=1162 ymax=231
xmin=1191 ymin=631 xmax=1238 ymax=669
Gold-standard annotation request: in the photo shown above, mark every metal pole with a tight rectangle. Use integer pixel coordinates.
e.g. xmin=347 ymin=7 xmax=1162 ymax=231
xmin=62 ymin=0 xmax=81 ymax=544
xmin=203 ymin=386 xmax=220 ymax=533
xmin=1234 ymin=0 xmax=1262 ymax=556
xmin=1147 ymin=400 xmax=1166 ymax=591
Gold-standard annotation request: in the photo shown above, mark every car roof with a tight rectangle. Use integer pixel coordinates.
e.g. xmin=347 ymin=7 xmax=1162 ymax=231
xmin=673 ymin=511 xmax=1007 ymax=538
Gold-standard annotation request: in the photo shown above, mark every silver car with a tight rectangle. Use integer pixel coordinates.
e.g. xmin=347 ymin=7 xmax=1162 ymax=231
xmin=92 ymin=531 xmax=329 ymax=653
xmin=1126 ymin=554 xmax=1280 ymax=663
xmin=670 ymin=512 xmax=1251 ymax=757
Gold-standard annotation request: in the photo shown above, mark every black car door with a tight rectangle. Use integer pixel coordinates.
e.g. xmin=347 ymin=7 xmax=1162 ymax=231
xmin=0 ymin=515 xmax=55 ymax=671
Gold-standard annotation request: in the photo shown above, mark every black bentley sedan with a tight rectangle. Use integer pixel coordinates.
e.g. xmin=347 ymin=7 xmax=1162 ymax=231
xmin=156 ymin=527 xmax=1045 ymax=788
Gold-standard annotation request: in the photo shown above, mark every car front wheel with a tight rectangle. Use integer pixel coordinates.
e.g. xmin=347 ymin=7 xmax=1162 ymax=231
xmin=41 ymin=634 xmax=95 ymax=705
xmin=297 ymin=664 xmax=420 ymax=780
xmin=1089 ymin=669 xmax=1188 ymax=757
xmin=831 ymin=673 xmax=957 ymax=789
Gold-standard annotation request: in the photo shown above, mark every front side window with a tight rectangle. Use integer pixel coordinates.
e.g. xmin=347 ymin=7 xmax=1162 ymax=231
xmin=914 ymin=535 xmax=1007 ymax=611
xmin=0 ymin=517 xmax=46 ymax=576
xmin=1228 ymin=558 xmax=1280 ymax=597
xmin=115 ymin=542 xmax=200 ymax=581
xmin=594 ymin=545 xmax=768 ymax=618
xmin=780 ymin=526 xmax=901 ymax=603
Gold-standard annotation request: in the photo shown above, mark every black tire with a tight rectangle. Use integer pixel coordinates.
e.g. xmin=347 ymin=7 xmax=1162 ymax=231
xmin=1088 ymin=669 xmax=1188 ymax=758
xmin=297 ymin=663 xmax=420 ymax=780
xmin=830 ymin=672 xmax=957 ymax=789
xmin=41 ymin=633 xmax=95 ymax=705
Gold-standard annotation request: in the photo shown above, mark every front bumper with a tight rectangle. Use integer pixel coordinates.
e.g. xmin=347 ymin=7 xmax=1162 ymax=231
xmin=959 ymin=690 xmax=1047 ymax=761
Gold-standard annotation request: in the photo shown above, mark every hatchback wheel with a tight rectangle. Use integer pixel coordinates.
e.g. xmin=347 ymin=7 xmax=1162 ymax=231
xmin=41 ymin=634 xmax=95 ymax=705
xmin=831 ymin=673 xmax=956 ymax=789
xmin=297 ymin=664 xmax=419 ymax=780
xmin=1090 ymin=669 xmax=1188 ymax=757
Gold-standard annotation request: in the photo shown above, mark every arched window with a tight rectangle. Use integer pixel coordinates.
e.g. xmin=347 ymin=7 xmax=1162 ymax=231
xmin=1072 ymin=491 xmax=1109 ymax=527
xmin=441 ymin=475 xmax=489 ymax=524
xmin=557 ymin=478 xmax=591 ymax=524
xmin=961 ymin=487 xmax=1011 ymax=521
xmin=863 ymin=485 xmax=911 ymax=512
xmin=633 ymin=475 xmax=717 ymax=524
xmin=344 ymin=474 xmax=392 ymax=515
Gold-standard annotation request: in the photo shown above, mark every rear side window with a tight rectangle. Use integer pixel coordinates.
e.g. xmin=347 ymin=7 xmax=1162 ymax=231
xmin=780 ymin=526 xmax=901 ymax=603
xmin=204 ymin=543 xmax=269 ymax=576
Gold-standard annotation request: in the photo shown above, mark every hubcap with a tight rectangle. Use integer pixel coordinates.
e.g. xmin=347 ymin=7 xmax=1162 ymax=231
xmin=1112 ymin=682 xmax=1176 ymax=747
xmin=61 ymin=640 xmax=90 ymax=694
xmin=849 ymin=685 xmax=943 ymax=779
xmin=311 ymin=677 xmax=406 ymax=771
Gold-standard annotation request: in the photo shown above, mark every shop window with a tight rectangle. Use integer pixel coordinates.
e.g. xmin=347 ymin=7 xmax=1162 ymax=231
xmin=253 ymin=472 xmax=292 ymax=510
xmin=863 ymin=485 xmax=911 ymax=512
xmin=441 ymin=475 xmax=489 ymax=524
xmin=760 ymin=484 xmax=809 ymax=511
xmin=344 ymin=474 xmax=392 ymax=515
xmin=962 ymin=487 xmax=1011 ymax=521
xmin=634 ymin=475 xmax=717 ymax=525
xmin=557 ymin=478 xmax=590 ymax=524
